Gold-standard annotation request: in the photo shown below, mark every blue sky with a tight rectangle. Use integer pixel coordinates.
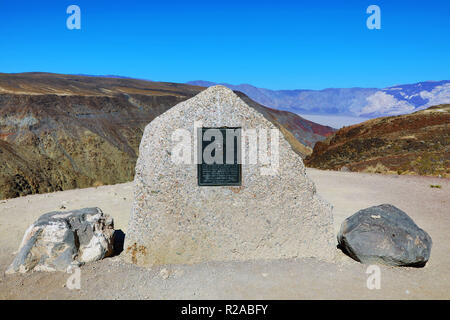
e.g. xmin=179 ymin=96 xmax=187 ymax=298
xmin=0 ymin=0 xmax=449 ymax=90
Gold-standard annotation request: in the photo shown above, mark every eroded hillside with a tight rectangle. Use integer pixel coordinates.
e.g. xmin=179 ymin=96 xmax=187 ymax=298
xmin=305 ymin=104 xmax=450 ymax=177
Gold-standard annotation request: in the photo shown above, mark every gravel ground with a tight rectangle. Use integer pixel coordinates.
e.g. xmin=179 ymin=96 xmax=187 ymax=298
xmin=0 ymin=169 xmax=448 ymax=299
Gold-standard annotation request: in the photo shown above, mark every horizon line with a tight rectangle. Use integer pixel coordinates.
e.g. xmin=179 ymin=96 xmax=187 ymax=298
xmin=2 ymin=71 xmax=449 ymax=92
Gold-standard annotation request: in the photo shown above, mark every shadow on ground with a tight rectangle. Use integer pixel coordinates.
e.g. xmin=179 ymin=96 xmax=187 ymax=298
xmin=113 ymin=229 xmax=125 ymax=256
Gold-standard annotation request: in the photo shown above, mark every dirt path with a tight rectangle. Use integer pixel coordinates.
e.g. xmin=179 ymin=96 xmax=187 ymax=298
xmin=0 ymin=169 xmax=448 ymax=299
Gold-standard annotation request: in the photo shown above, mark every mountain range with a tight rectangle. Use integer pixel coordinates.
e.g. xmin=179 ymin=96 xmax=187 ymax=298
xmin=0 ymin=72 xmax=334 ymax=199
xmin=187 ymin=80 xmax=450 ymax=119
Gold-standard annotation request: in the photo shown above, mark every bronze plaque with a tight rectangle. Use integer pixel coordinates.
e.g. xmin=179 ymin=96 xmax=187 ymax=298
xmin=198 ymin=127 xmax=241 ymax=186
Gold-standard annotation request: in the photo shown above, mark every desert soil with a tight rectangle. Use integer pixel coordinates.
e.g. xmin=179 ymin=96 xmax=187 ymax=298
xmin=0 ymin=169 xmax=448 ymax=299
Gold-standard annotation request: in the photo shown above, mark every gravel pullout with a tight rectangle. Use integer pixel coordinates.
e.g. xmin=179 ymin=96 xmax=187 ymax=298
xmin=0 ymin=169 xmax=449 ymax=299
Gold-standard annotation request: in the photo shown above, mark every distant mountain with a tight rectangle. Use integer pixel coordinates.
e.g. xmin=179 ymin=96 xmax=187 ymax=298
xmin=73 ymin=74 xmax=154 ymax=81
xmin=305 ymin=104 xmax=450 ymax=176
xmin=187 ymin=80 xmax=450 ymax=118
xmin=0 ymin=72 xmax=334 ymax=199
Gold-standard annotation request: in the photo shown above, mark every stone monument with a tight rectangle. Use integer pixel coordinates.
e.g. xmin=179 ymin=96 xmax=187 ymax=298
xmin=124 ymin=85 xmax=334 ymax=266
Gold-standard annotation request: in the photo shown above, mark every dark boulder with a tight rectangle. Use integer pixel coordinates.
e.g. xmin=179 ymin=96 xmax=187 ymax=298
xmin=337 ymin=204 xmax=432 ymax=267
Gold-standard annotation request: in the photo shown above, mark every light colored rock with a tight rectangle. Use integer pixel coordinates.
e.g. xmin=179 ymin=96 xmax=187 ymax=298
xmin=124 ymin=85 xmax=335 ymax=267
xmin=6 ymin=207 xmax=115 ymax=274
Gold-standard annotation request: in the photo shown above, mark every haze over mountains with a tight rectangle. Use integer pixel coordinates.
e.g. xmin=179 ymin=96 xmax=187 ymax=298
xmin=187 ymin=80 xmax=450 ymax=124
xmin=66 ymin=76 xmax=450 ymax=127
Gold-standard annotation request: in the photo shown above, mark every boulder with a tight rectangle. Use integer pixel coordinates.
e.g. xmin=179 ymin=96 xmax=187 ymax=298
xmin=6 ymin=207 xmax=115 ymax=273
xmin=338 ymin=204 xmax=432 ymax=267
xmin=124 ymin=85 xmax=335 ymax=267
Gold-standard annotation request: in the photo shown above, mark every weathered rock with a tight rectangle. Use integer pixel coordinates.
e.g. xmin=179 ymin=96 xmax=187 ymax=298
xmin=337 ymin=204 xmax=432 ymax=267
xmin=6 ymin=207 xmax=115 ymax=273
xmin=124 ymin=85 xmax=335 ymax=267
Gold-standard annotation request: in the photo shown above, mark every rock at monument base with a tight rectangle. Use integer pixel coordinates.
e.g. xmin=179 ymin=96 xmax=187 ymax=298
xmin=124 ymin=85 xmax=335 ymax=267
xmin=6 ymin=207 xmax=115 ymax=274
xmin=337 ymin=204 xmax=432 ymax=267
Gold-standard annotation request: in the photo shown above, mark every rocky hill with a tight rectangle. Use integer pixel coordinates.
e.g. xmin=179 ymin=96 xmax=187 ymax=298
xmin=0 ymin=73 xmax=334 ymax=199
xmin=305 ymin=104 xmax=450 ymax=177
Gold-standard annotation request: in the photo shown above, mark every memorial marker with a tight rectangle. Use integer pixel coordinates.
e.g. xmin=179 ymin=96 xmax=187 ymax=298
xmin=198 ymin=127 xmax=242 ymax=186
xmin=124 ymin=85 xmax=335 ymax=266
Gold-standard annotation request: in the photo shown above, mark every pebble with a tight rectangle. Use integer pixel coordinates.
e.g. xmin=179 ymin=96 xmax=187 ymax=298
xmin=159 ymin=268 xmax=170 ymax=280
